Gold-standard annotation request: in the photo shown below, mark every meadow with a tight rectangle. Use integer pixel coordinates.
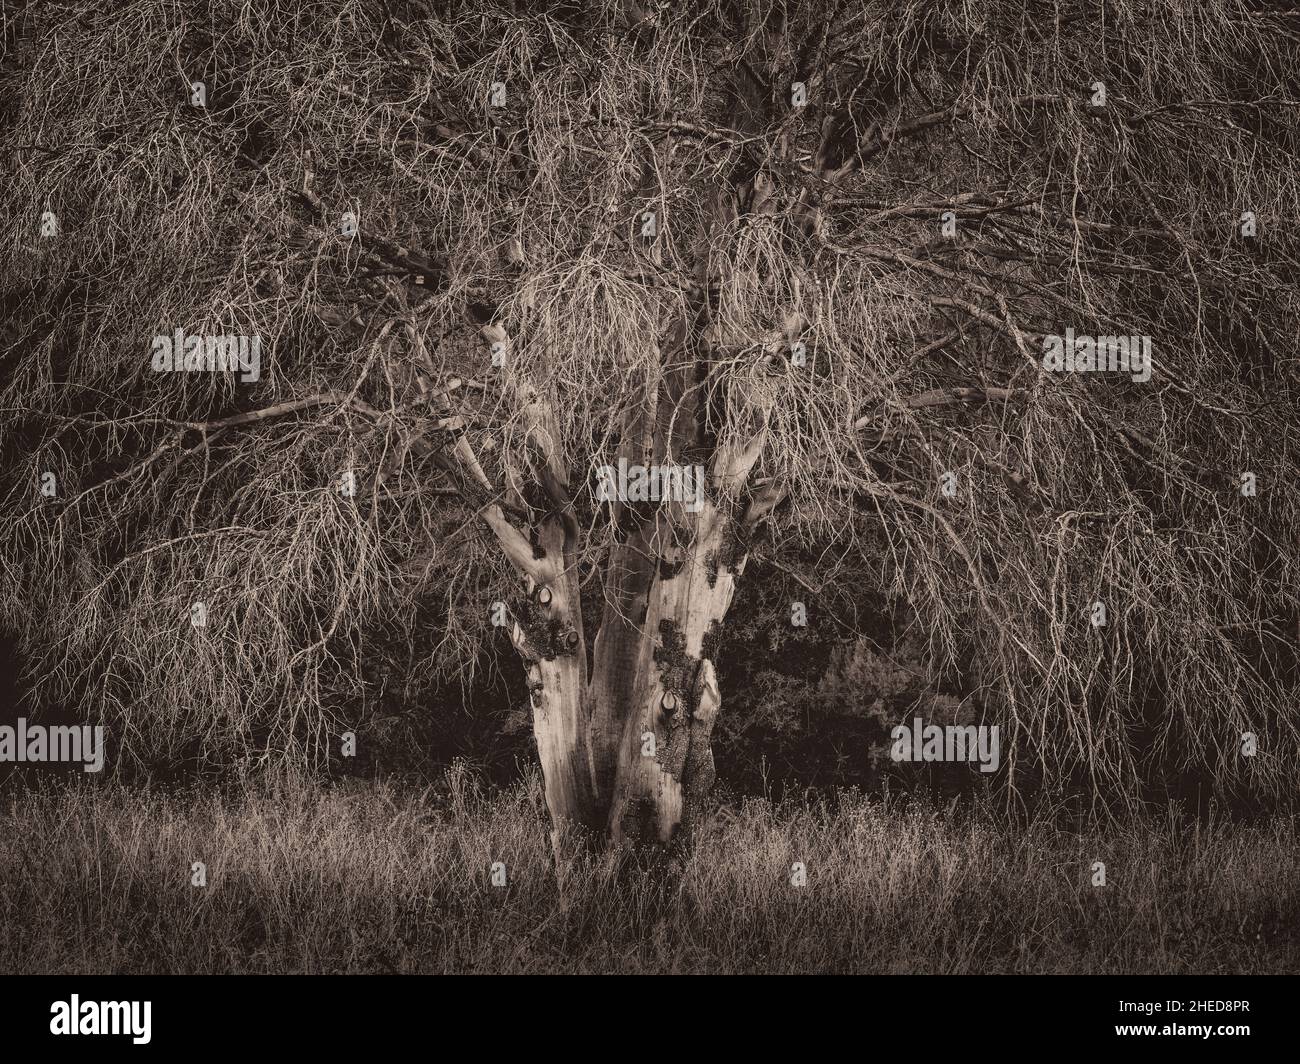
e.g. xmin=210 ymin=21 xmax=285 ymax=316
xmin=2 ymin=765 xmax=1297 ymax=975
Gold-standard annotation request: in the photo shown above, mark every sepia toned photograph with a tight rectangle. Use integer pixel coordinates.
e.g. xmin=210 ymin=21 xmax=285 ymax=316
xmin=1 ymin=0 xmax=1297 ymax=1014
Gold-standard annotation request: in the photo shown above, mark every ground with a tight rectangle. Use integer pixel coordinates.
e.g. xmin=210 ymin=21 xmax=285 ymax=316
xmin=1 ymin=767 xmax=1296 ymax=974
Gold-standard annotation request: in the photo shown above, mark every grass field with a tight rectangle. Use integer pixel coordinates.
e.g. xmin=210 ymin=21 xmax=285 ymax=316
xmin=1 ymin=766 xmax=1297 ymax=974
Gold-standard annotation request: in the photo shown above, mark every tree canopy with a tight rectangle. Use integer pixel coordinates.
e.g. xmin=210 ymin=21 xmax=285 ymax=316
xmin=3 ymin=0 xmax=1299 ymax=808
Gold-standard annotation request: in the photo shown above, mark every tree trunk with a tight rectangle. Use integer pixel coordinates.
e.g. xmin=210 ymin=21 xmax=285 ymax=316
xmin=482 ymin=166 xmax=791 ymax=851
xmin=602 ymin=500 xmax=739 ymax=845
xmin=519 ymin=517 xmax=738 ymax=850
xmin=505 ymin=518 xmax=603 ymax=842
xmin=510 ymin=397 xmax=770 ymax=849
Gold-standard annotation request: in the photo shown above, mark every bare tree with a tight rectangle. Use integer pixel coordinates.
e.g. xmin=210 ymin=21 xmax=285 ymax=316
xmin=3 ymin=0 xmax=1299 ymax=847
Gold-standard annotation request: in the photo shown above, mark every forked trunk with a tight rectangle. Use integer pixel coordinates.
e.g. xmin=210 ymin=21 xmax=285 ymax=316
xmin=513 ymin=503 xmax=742 ymax=849
xmin=500 ymin=299 xmax=789 ymax=848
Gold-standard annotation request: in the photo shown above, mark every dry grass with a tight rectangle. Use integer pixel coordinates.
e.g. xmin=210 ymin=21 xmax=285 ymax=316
xmin=1 ymin=764 xmax=1297 ymax=974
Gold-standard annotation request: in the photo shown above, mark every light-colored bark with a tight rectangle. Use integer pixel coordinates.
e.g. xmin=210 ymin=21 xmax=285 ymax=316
xmin=604 ymin=498 xmax=744 ymax=844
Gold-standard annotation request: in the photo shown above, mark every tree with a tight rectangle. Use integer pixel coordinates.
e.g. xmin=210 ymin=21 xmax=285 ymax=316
xmin=3 ymin=0 xmax=1299 ymax=848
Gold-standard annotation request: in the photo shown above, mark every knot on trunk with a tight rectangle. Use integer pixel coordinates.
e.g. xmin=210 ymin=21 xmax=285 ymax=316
xmin=660 ymin=690 xmax=679 ymax=718
xmin=512 ymin=585 xmax=581 ymax=660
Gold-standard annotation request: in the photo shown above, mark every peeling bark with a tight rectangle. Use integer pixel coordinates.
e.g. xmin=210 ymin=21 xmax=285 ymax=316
xmin=503 ymin=506 xmax=601 ymax=839
xmin=603 ymin=495 xmax=749 ymax=846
